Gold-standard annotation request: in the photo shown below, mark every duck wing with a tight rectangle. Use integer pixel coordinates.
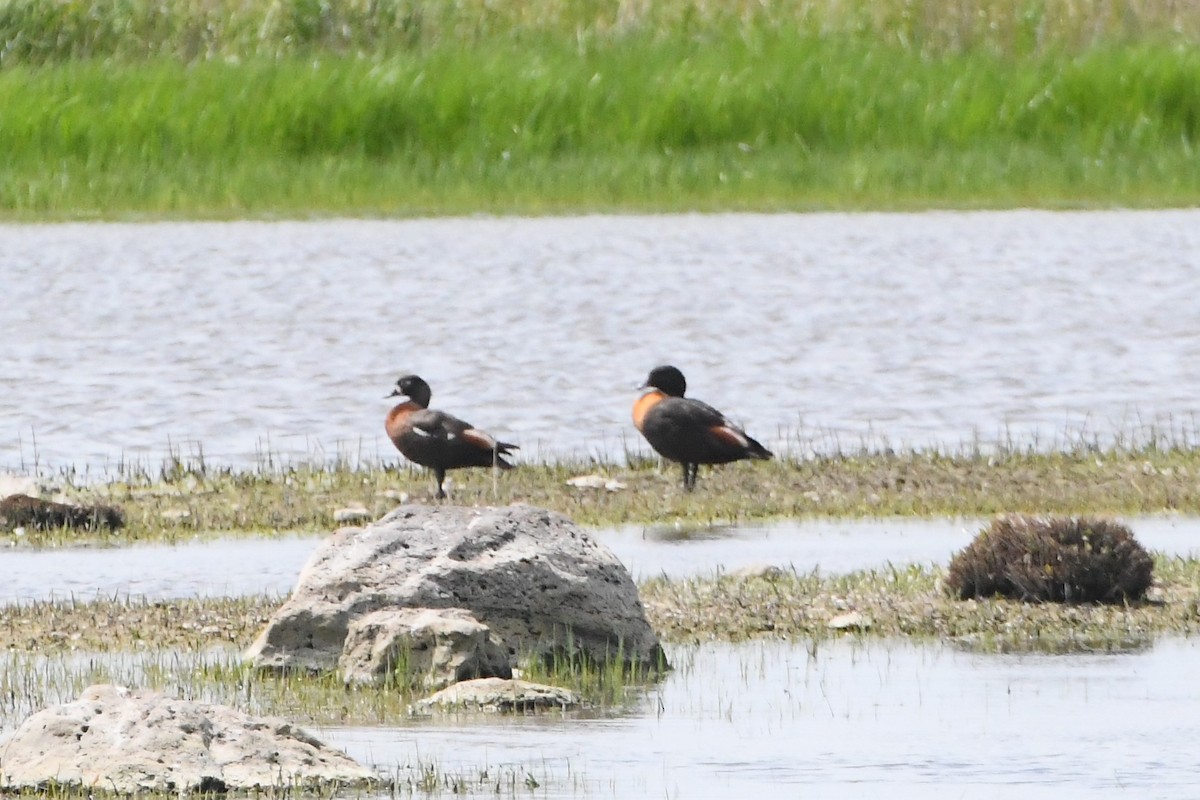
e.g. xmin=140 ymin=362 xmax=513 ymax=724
xmin=409 ymin=409 xmax=518 ymax=468
xmin=643 ymin=397 xmax=771 ymax=464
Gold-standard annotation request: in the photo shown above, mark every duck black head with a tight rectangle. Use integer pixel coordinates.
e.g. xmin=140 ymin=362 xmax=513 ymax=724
xmin=642 ymin=365 xmax=687 ymax=397
xmin=387 ymin=374 xmax=432 ymax=408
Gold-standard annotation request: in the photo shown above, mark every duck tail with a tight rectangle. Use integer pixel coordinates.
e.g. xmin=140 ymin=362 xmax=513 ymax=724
xmin=745 ymin=435 xmax=773 ymax=460
xmin=494 ymin=441 xmax=518 ymax=469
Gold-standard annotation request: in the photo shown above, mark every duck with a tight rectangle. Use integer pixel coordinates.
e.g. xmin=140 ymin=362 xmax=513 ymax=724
xmin=632 ymin=365 xmax=772 ymax=491
xmin=385 ymin=374 xmax=518 ymax=499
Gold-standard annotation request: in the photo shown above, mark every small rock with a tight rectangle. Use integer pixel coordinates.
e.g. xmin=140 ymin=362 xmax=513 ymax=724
xmin=828 ymin=611 xmax=871 ymax=631
xmin=161 ymin=508 xmax=191 ymax=523
xmin=566 ymin=474 xmax=606 ymax=489
xmin=1145 ymin=586 xmax=1167 ymax=606
xmin=339 ymin=608 xmax=511 ymax=689
xmin=729 ymin=564 xmax=786 ymax=581
xmin=412 ymin=678 xmax=581 ymax=714
xmin=566 ymin=474 xmax=626 ymax=491
xmin=333 ymin=506 xmax=372 ymax=524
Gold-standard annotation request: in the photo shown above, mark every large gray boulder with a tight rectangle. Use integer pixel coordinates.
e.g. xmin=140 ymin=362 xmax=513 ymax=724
xmin=0 ymin=685 xmax=377 ymax=793
xmin=244 ymin=504 xmax=666 ymax=682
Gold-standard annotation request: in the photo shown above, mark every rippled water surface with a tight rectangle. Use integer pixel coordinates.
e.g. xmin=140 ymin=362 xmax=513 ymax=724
xmin=3 ymin=211 xmax=1199 ymax=471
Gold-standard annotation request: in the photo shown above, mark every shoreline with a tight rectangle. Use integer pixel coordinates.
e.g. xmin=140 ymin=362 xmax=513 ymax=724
xmin=6 ymin=444 xmax=1200 ymax=545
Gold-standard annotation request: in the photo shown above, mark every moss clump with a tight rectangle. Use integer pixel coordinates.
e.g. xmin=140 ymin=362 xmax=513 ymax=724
xmin=946 ymin=514 xmax=1153 ymax=604
xmin=0 ymin=494 xmax=124 ymax=531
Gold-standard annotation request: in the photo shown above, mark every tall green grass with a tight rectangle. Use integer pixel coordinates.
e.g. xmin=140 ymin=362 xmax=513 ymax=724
xmin=2 ymin=0 xmax=1199 ymax=215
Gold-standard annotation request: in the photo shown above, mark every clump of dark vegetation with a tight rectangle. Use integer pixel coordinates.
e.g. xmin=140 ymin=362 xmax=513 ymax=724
xmin=0 ymin=494 xmax=125 ymax=531
xmin=946 ymin=514 xmax=1153 ymax=604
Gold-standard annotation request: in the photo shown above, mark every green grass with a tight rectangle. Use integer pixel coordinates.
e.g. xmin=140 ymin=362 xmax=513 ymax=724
xmin=7 ymin=554 xmax=1200 ymax=658
xmin=2 ymin=2 xmax=1200 ymax=216
xmin=640 ymin=556 xmax=1200 ymax=651
xmin=0 ymin=602 xmax=650 ymax=723
xmin=11 ymin=441 xmax=1200 ymax=546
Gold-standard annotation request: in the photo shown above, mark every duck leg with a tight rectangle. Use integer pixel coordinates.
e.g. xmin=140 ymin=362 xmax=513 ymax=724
xmin=434 ymin=467 xmax=447 ymax=500
xmin=682 ymin=462 xmax=699 ymax=491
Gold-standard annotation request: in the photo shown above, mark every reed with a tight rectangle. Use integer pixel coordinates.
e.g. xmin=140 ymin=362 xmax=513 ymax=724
xmin=2 ymin=16 xmax=1199 ymax=216
xmin=3 ymin=0 xmax=1199 ymax=64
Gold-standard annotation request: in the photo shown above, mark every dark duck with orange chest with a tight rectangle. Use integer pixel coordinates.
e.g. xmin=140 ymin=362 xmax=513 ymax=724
xmin=633 ymin=365 xmax=772 ymax=491
xmin=385 ymin=374 xmax=518 ymax=499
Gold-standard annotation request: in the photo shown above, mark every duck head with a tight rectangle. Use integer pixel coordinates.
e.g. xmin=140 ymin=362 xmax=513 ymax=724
xmin=640 ymin=365 xmax=687 ymax=397
xmin=386 ymin=374 xmax=432 ymax=408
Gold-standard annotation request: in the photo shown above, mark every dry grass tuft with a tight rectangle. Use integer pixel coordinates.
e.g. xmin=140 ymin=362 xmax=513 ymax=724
xmin=0 ymin=494 xmax=124 ymax=531
xmin=946 ymin=514 xmax=1153 ymax=603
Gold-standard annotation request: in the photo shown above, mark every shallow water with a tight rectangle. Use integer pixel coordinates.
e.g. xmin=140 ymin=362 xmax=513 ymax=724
xmin=3 ymin=511 xmax=1199 ymax=796
xmin=5 ymin=515 xmax=1199 ymax=604
xmin=2 ymin=638 xmax=1195 ymax=798
xmin=321 ymin=637 xmax=1200 ymax=799
xmin=3 ymin=211 xmax=1200 ymax=472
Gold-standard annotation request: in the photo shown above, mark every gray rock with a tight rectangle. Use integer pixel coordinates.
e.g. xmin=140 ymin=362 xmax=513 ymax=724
xmin=412 ymin=678 xmax=581 ymax=714
xmin=339 ymin=607 xmax=512 ymax=688
xmin=0 ymin=685 xmax=377 ymax=793
xmin=245 ymin=504 xmax=666 ymax=676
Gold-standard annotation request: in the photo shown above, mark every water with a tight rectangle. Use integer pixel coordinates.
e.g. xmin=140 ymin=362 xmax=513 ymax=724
xmin=5 ymin=638 xmax=1194 ymax=798
xmin=3 ymin=512 xmax=1199 ymax=796
xmin=3 ymin=211 xmax=1200 ymax=472
xmin=3 ymin=210 xmax=1199 ymax=794
xmin=322 ymin=637 xmax=1200 ymax=799
xmin=5 ymin=515 xmax=1200 ymax=604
